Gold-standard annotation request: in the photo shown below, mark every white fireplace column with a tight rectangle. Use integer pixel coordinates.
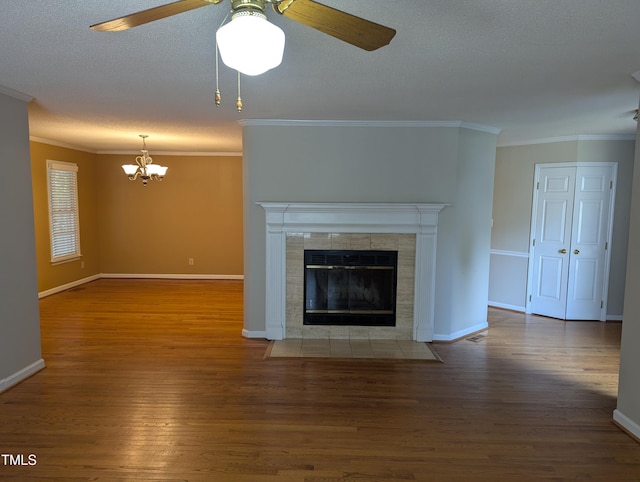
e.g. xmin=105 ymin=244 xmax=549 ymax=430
xmin=258 ymin=203 xmax=447 ymax=341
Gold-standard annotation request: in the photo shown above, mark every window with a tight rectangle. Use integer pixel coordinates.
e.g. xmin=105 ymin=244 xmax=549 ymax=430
xmin=47 ymin=160 xmax=81 ymax=264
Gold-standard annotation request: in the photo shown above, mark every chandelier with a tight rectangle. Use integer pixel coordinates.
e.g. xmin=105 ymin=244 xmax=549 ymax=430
xmin=121 ymin=135 xmax=168 ymax=186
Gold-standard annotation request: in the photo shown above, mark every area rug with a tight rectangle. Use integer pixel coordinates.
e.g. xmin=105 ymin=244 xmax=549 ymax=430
xmin=265 ymin=339 xmax=443 ymax=362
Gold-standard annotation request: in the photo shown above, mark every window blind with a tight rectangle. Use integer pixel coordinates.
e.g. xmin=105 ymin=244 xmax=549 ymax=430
xmin=47 ymin=160 xmax=81 ymax=263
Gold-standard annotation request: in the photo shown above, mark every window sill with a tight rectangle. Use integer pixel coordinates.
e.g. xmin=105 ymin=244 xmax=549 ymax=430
xmin=50 ymin=255 xmax=82 ymax=266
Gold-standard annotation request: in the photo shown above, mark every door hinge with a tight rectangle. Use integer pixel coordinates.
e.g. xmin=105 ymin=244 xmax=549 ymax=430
xmin=610 ymin=181 xmax=613 ymax=189
xmin=532 ymin=239 xmax=536 ymax=246
xmin=605 ymin=241 xmax=608 ymax=250
xmin=601 ymin=301 xmax=604 ymax=308
xmin=537 ymin=182 xmax=540 ymax=190
xmin=529 ymin=295 xmax=532 ymax=302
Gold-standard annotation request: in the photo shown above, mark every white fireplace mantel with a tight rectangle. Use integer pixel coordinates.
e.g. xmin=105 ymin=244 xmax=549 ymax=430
xmin=258 ymin=202 xmax=448 ymax=341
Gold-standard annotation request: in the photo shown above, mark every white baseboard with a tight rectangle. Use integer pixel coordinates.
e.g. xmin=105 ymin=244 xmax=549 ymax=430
xmin=489 ymin=301 xmax=526 ymax=312
xmin=488 ymin=302 xmax=623 ymax=321
xmin=490 ymin=249 xmax=529 ymax=258
xmin=433 ymin=321 xmax=489 ymax=342
xmin=0 ymin=359 xmax=46 ymax=394
xmin=100 ymin=273 xmax=244 ymax=280
xmin=39 ymin=273 xmax=244 ymax=298
xmin=613 ymin=409 xmax=640 ymax=442
xmin=242 ymin=329 xmax=268 ymax=339
xmin=38 ymin=274 xmax=101 ymax=298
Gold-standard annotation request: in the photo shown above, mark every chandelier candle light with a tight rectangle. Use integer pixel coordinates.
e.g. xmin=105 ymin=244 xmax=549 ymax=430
xmin=121 ymin=135 xmax=168 ymax=186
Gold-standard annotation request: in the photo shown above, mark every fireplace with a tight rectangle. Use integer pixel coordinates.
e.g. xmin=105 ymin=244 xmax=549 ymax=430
xmin=257 ymin=202 xmax=447 ymax=341
xmin=304 ymin=249 xmax=397 ymax=326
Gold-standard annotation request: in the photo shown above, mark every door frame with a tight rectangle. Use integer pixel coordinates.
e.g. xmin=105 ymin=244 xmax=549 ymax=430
xmin=526 ymin=162 xmax=618 ymax=321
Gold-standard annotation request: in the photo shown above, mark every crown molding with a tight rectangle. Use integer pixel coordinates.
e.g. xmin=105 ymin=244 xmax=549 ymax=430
xmin=29 ymin=137 xmax=241 ymax=156
xmin=0 ymin=85 xmax=33 ymax=102
xmin=239 ymin=119 xmax=501 ymax=135
xmin=497 ymin=134 xmax=636 ymax=148
xmin=96 ymin=150 xmax=242 ymax=157
xmin=458 ymin=122 xmax=502 ymax=135
xmin=29 ymin=136 xmax=97 ymax=153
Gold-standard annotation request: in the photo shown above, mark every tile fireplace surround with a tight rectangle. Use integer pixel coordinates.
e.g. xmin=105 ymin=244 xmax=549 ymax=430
xmin=258 ymin=203 xmax=447 ymax=341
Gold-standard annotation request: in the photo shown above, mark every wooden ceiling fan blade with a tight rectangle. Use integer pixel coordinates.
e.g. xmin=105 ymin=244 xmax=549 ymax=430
xmin=90 ymin=0 xmax=223 ymax=32
xmin=275 ymin=0 xmax=395 ymax=51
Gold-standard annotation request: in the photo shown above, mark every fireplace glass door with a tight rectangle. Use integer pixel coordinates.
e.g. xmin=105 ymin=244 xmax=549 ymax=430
xmin=304 ymin=250 xmax=397 ymax=326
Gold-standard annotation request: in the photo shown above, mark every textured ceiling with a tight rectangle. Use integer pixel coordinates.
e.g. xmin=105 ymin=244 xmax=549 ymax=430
xmin=1 ymin=0 xmax=640 ymax=153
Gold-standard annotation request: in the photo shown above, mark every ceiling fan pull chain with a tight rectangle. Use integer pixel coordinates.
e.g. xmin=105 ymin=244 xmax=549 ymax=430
xmin=236 ymin=71 xmax=243 ymax=112
xmin=214 ymin=41 xmax=222 ymax=106
xmin=214 ymin=10 xmax=232 ymax=108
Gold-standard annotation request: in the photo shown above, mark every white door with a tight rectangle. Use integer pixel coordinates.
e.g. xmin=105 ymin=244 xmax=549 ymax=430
xmin=529 ymin=163 xmax=616 ymax=320
xmin=565 ymin=166 xmax=614 ymax=319
xmin=530 ymin=167 xmax=575 ymax=319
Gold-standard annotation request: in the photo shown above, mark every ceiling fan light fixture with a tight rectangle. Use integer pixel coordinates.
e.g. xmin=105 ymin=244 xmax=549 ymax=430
xmin=216 ymin=11 xmax=285 ymax=76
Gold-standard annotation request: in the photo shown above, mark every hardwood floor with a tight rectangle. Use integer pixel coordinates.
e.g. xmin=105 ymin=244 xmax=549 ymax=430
xmin=1 ymin=279 xmax=639 ymax=481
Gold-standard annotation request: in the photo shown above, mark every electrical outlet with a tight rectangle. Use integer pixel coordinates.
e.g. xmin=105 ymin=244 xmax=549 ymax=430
xmin=188 ymin=258 xmax=194 ymax=266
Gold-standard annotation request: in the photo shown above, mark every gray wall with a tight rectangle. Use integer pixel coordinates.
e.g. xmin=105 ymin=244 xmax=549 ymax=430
xmin=242 ymin=123 xmax=497 ymax=340
xmin=489 ymin=139 xmax=634 ymax=316
xmin=0 ymin=91 xmax=43 ymax=390
xmin=442 ymin=128 xmax=496 ymax=336
xmin=616 ymin=122 xmax=640 ymax=438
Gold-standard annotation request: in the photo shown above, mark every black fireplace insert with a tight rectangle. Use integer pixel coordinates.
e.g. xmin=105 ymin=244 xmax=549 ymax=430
xmin=303 ymin=249 xmax=397 ymax=326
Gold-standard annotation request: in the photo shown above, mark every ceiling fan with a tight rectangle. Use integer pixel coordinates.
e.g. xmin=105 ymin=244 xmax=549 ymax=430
xmin=90 ymin=0 xmax=396 ymax=52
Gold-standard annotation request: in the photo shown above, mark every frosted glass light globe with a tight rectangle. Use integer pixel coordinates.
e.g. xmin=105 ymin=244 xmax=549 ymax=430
xmin=216 ymin=13 xmax=285 ymax=76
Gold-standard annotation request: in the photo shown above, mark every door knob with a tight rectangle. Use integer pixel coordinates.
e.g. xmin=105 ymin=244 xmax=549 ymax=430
xmin=559 ymin=249 xmax=567 ymax=254
xmin=574 ymin=249 xmax=580 ymax=255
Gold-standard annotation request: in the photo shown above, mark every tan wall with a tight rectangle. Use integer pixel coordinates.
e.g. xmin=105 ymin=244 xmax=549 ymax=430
xmin=31 ymin=142 xmax=243 ymax=292
xmin=31 ymin=142 xmax=100 ymax=292
xmin=95 ymin=153 xmax=243 ymax=276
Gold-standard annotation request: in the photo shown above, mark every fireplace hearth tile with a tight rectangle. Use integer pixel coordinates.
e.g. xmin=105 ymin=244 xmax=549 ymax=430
xmin=350 ymin=340 xmax=375 ymax=358
xmin=269 ymin=338 xmax=301 ymax=357
xmin=329 ymin=326 xmax=350 ymax=339
xmin=302 ymin=326 xmax=330 ymax=339
xmin=330 ymin=339 xmax=352 ymax=357
xmin=330 ymin=233 xmax=350 ymax=249
xmin=369 ymin=327 xmax=399 ymax=339
xmin=371 ymin=233 xmax=399 ymax=250
xmin=301 ymin=339 xmax=331 ymax=357
xmin=349 ymin=233 xmax=372 ymax=250
xmin=266 ymin=339 xmax=441 ymax=361
xmin=304 ymin=232 xmax=331 ymax=249
xmin=348 ymin=326 xmax=370 ymax=339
